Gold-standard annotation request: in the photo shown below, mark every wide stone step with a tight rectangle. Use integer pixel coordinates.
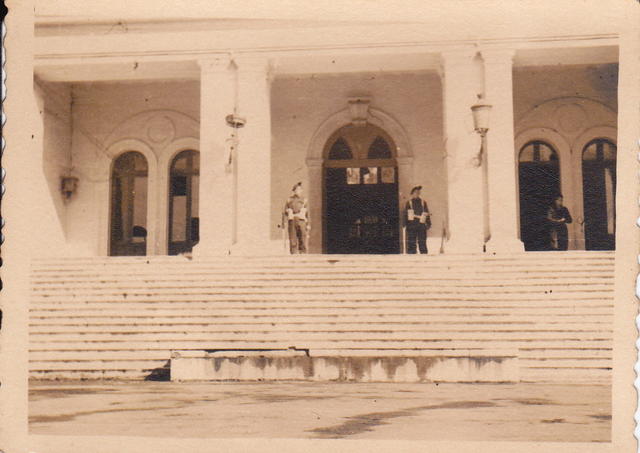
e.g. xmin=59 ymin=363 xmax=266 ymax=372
xmin=28 ymin=314 xmax=613 ymax=326
xmin=29 ymin=252 xmax=615 ymax=383
xmin=30 ymin=281 xmax=614 ymax=294
xmin=30 ymin=305 xmax=613 ymax=317
xmin=25 ymin=347 xmax=537 ymax=361
xmin=29 ymin=278 xmax=615 ymax=290
xmin=30 ymin=320 xmax=612 ymax=334
xmin=32 ymin=290 xmax=613 ymax=306
xmin=30 ymin=299 xmax=613 ymax=316
xmin=29 ymin=369 xmax=153 ymax=380
xmin=28 ymin=350 xmax=611 ymax=366
xmin=30 ymin=261 xmax=615 ymax=272
xmin=28 ymin=339 xmax=613 ymax=353
xmin=29 ymin=359 xmax=168 ymax=371
xmin=31 ymin=252 xmax=614 ymax=264
xmin=31 ymin=265 xmax=615 ymax=278
xmin=520 ymin=368 xmax=611 ymax=384
xmin=29 ymin=350 xmax=174 ymax=361
xmin=29 ymin=329 xmax=613 ymax=343
xmin=519 ymin=358 xmax=611 ymax=368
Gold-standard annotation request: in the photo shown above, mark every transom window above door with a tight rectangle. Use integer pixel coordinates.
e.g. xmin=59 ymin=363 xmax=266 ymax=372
xmin=325 ymin=123 xmax=398 ymax=167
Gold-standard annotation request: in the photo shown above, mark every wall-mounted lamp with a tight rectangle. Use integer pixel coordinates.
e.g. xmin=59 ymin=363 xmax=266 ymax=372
xmin=470 ymin=95 xmax=492 ymax=167
xmin=224 ymin=114 xmax=246 ymax=173
xmin=225 ymin=113 xmax=246 ymax=129
xmin=471 ymin=95 xmax=492 ymax=138
xmin=60 ymin=176 xmax=79 ymax=201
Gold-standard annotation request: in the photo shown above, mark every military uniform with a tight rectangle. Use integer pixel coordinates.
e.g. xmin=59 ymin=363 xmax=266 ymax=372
xmin=283 ymin=185 xmax=309 ymax=254
xmin=405 ymin=187 xmax=430 ymax=254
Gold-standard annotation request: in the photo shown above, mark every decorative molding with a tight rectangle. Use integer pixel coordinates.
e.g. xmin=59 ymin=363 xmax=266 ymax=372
xmin=516 ymin=96 xmax=616 ymax=135
xmin=146 ymin=115 xmax=176 ymax=144
xmin=308 ymin=106 xmax=413 ymax=161
xmin=105 ymin=109 xmax=200 ymax=156
xmin=347 ymin=96 xmax=371 ymax=127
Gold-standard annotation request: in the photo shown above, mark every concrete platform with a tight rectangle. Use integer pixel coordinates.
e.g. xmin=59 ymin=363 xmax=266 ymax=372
xmin=29 ymin=380 xmax=610 ymax=443
xmin=170 ymin=350 xmax=519 ymax=382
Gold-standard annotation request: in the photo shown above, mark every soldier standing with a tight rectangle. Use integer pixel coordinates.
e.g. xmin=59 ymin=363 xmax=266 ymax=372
xmin=405 ymin=185 xmax=431 ymax=254
xmin=283 ymin=182 xmax=310 ymax=254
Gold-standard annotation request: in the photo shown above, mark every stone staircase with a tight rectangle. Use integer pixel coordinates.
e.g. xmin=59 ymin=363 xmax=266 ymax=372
xmin=29 ymin=252 xmax=614 ymax=383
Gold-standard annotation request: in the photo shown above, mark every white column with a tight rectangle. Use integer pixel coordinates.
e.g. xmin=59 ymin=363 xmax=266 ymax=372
xmin=482 ymin=49 xmax=524 ymax=253
xmin=193 ymin=56 xmax=234 ymax=256
xmin=233 ymin=55 xmax=273 ymax=254
xmin=440 ymin=50 xmax=485 ymax=254
xmin=612 ymin=14 xmax=640 ymax=452
xmin=306 ymin=158 xmax=323 ymax=254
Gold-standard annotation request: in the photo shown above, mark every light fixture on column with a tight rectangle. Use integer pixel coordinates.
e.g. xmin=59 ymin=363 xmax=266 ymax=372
xmin=470 ymin=94 xmax=492 ymax=167
xmin=224 ymin=56 xmax=247 ymax=173
xmin=224 ymin=115 xmax=245 ymax=174
xmin=60 ymin=175 xmax=79 ymax=201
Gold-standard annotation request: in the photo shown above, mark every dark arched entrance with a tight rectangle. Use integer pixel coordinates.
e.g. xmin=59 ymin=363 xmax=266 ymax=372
xmin=518 ymin=141 xmax=561 ymax=251
xmin=109 ymin=151 xmax=149 ymax=256
xmin=168 ymin=150 xmax=200 ymax=255
xmin=582 ymin=138 xmax=616 ymax=251
xmin=323 ymin=124 xmax=400 ymax=254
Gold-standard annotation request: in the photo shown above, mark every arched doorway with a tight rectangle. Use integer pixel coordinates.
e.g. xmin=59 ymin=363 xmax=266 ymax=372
xmin=168 ymin=150 xmax=200 ymax=255
xmin=323 ymin=124 xmax=400 ymax=254
xmin=582 ymin=138 xmax=616 ymax=251
xmin=110 ymin=151 xmax=149 ymax=256
xmin=518 ymin=141 xmax=561 ymax=251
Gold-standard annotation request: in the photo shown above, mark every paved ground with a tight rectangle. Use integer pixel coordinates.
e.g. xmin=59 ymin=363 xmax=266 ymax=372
xmin=29 ymin=381 xmax=611 ymax=442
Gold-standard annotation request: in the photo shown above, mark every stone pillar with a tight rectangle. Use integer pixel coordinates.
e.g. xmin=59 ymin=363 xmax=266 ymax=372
xmin=193 ymin=56 xmax=234 ymax=256
xmin=306 ymin=158 xmax=323 ymax=254
xmin=482 ymin=49 xmax=524 ymax=253
xmin=233 ymin=55 xmax=273 ymax=254
xmin=440 ymin=50 xmax=485 ymax=254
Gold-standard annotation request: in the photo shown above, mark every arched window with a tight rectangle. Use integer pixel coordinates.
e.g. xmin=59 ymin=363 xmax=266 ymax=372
xmin=582 ymin=138 xmax=616 ymax=250
xmin=110 ymin=151 xmax=148 ymax=256
xmin=328 ymin=137 xmax=353 ymax=160
xmin=518 ymin=141 xmax=561 ymax=251
xmin=518 ymin=141 xmax=558 ymax=163
xmin=168 ymin=150 xmax=200 ymax=255
xmin=368 ymin=136 xmax=392 ymax=159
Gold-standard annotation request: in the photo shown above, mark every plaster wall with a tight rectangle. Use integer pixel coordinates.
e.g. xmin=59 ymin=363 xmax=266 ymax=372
xmin=54 ymin=64 xmax=617 ymax=256
xmin=67 ymin=80 xmax=200 ymax=255
xmin=271 ymin=71 xmax=446 ymax=252
xmin=513 ymin=63 xmax=618 ymax=249
xmin=33 ymin=81 xmax=71 ymax=256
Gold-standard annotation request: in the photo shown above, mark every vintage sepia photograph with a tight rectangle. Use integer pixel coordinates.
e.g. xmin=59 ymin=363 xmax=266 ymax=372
xmin=1 ymin=1 xmax=639 ymax=452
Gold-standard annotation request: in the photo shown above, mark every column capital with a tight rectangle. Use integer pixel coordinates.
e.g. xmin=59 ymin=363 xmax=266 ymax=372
xmin=480 ymin=48 xmax=516 ymax=66
xmin=439 ymin=48 xmax=478 ymax=68
xmin=233 ymin=54 xmax=272 ymax=74
xmin=198 ymin=56 xmax=232 ymax=74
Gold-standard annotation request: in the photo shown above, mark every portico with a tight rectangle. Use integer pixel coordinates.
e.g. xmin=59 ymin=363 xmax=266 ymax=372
xmin=32 ymin=19 xmax=622 ymax=258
